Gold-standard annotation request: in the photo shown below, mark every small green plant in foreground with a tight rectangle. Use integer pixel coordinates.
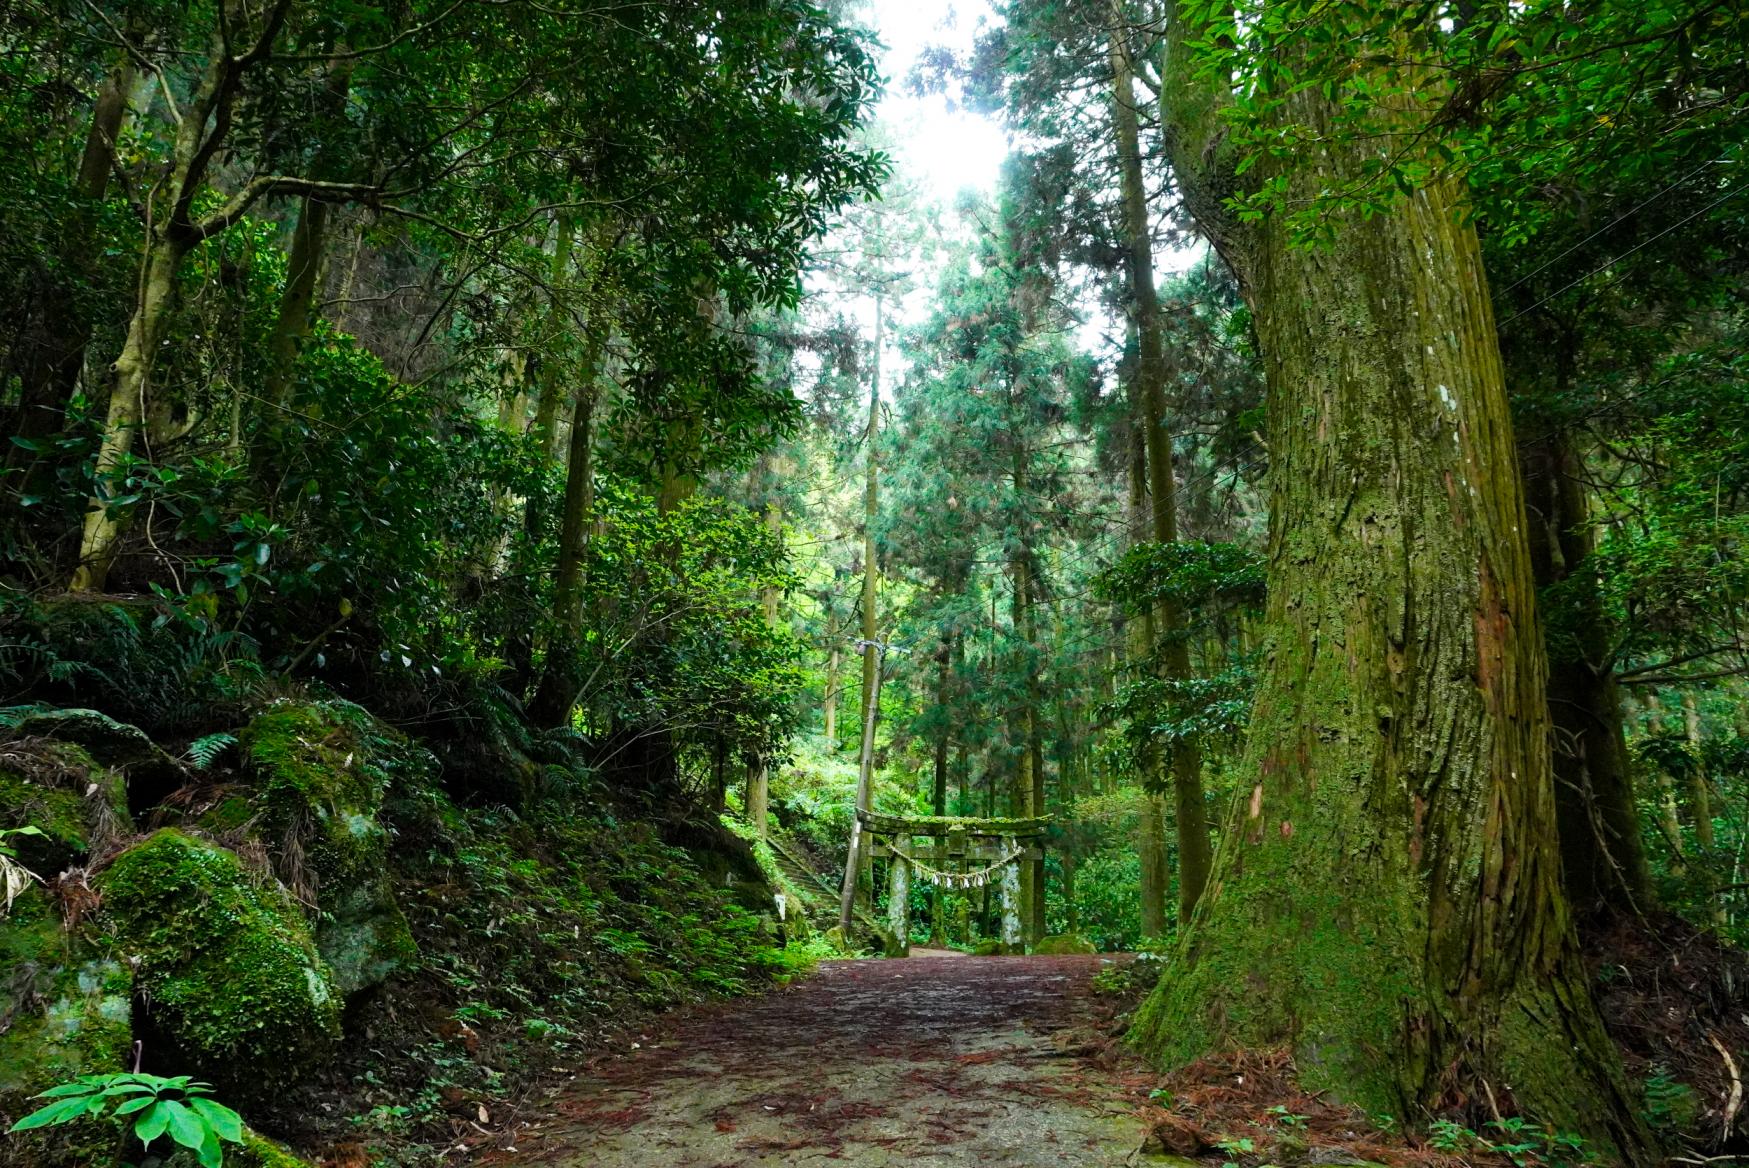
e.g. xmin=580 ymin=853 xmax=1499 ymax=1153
xmin=8 ymin=1073 xmax=245 ymax=1167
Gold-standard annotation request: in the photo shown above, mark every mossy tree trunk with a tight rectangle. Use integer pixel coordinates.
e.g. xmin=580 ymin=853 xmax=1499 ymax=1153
xmin=1132 ymin=6 xmax=1650 ymax=1157
xmin=529 ymin=326 xmax=606 ymax=726
xmin=1521 ymin=427 xmax=1650 ymax=915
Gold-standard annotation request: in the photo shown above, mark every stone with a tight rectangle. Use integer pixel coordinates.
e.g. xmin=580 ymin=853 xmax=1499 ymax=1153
xmin=97 ymin=830 xmax=341 ymax=1093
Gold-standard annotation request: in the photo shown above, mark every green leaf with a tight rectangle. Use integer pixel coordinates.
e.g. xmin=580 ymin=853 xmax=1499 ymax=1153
xmin=189 ymin=1097 xmax=244 ymax=1143
xmin=32 ymin=1079 xmax=96 ymax=1098
xmin=8 ymin=1096 xmax=94 ymax=1131
xmin=197 ymin=1125 xmax=224 ymax=1168
xmin=160 ymin=1099 xmax=208 ymax=1153
xmin=113 ymin=1095 xmax=157 ymax=1116
xmin=135 ymin=1101 xmax=173 ymax=1145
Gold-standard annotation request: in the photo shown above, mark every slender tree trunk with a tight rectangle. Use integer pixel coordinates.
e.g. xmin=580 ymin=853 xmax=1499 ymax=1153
xmin=69 ymin=23 xmax=245 ymax=591
xmin=1521 ymin=429 xmax=1650 ymax=914
xmin=262 ymin=60 xmax=355 ymax=416
xmin=70 ymin=235 xmax=189 ymax=591
xmin=1642 ymin=690 xmax=1687 ymax=876
xmin=1110 ymin=26 xmax=1210 ymax=921
xmin=263 ymin=198 xmax=331 ymax=409
xmin=1124 ymin=344 xmax=1171 ymax=940
xmin=1683 ymin=690 xmax=1715 ymax=852
xmin=1010 ymin=439 xmax=1042 ymax=947
xmin=527 ymin=215 xmax=579 ymax=472
xmin=745 ymin=490 xmax=782 ymax=840
xmin=859 ymin=292 xmax=884 ymax=752
xmin=824 ymin=641 xmax=841 ymax=743
xmin=6 ymin=53 xmax=135 ymax=451
xmin=1134 ymin=11 xmax=1648 ymax=1154
xmin=529 ymin=328 xmax=605 ymax=726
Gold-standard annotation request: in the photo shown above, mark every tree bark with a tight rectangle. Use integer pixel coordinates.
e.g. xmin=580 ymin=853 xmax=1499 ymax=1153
xmin=528 ymin=327 xmax=605 ymax=726
xmin=1125 ymin=337 xmax=1171 ymax=941
xmin=1011 ymin=436 xmax=1044 ymax=946
xmin=746 ymin=755 xmax=769 ymax=840
xmin=858 ymin=292 xmax=884 ymax=752
xmin=70 ymin=235 xmax=189 ymax=591
xmin=1520 ymin=428 xmax=1650 ymax=915
xmin=1131 ymin=8 xmax=1649 ymax=1155
xmin=1110 ymin=24 xmax=1211 ymax=922
xmin=6 ymin=53 xmax=135 ymax=451
xmin=824 ymin=641 xmax=841 ymax=743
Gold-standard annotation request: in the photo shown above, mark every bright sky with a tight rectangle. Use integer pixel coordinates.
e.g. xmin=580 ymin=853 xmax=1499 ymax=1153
xmin=866 ymin=1 xmax=1010 ymax=203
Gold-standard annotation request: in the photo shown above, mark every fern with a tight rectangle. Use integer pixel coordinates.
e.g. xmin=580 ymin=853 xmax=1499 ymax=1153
xmin=0 ymin=704 xmax=49 ymax=730
xmin=187 ymin=733 xmax=238 ymax=770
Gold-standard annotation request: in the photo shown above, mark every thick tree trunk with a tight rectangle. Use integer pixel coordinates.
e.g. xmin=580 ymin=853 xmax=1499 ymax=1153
xmin=1110 ymin=28 xmax=1211 ymax=921
xmin=1135 ymin=20 xmax=1648 ymax=1153
xmin=1009 ymin=426 xmax=1045 ymax=945
xmin=1521 ymin=430 xmax=1649 ymax=914
xmin=746 ymin=755 xmax=769 ymax=840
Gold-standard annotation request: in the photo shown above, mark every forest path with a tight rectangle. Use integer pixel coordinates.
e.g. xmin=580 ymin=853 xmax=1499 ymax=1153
xmin=490 ymin=954 xmax=1161 ymax=1167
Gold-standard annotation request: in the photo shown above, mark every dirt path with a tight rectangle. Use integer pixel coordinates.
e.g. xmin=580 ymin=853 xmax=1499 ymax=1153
xmin=493 ymin=954 xmax=1160 ymax=1167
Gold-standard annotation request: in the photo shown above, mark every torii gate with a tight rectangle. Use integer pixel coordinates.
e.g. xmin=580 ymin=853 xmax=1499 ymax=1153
xmin=856 ymin=811 xmax=1048 ymax=955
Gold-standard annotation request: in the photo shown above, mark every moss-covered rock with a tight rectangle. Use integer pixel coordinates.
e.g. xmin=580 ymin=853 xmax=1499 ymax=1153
xmin=1033 ymin=933 xmax=1097 ymax=955
xmin=0 ymin=887 xmax=133 ymax=1112
xmin=98 ymin=830 xmax=340 ymax=1089
xmin=0 ymin=739 xmax=131 ymax=872
xmin=164 ymin=1128 xmax=315 ymax=1168
xmin=8 ymin=708 xmax=186 ymax=797
xmin=239 ymin=701 xmax=417 ymax=998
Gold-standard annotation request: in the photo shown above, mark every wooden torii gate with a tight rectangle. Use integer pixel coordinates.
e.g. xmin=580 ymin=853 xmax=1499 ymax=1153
xmin=857 ymin=811 xmax=1048 ymax=956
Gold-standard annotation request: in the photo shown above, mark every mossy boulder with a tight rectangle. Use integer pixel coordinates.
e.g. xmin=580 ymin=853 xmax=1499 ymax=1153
xmin=0 ymin=887 xmax=133 ymax=1112
xmin=239 ymin=701 xmax=417 ymax=998
xmin=0 ymin=739 xmax=131 ymax=873
xmin=1033 ymin=932 xmax=1097 ymax=955
xmin=165 ymin=1128 xmax=316 ymax=1168
xmin=8 ymin=708 xmax=186 ymax=797
xmin=98 ymin=830 xmax=340 ymax=1089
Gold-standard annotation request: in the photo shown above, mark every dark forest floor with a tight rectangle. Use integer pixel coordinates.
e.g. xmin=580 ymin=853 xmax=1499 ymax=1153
xmin=476 ymin=954 xmax=1168 ymax=1167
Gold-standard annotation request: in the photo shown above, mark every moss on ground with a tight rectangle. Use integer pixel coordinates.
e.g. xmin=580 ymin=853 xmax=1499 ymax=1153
xmin=98 ymin=829 xmax=340 ymax=1087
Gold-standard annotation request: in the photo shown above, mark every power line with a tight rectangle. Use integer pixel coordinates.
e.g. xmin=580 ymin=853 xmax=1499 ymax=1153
xmin=1499 ymin=156 xmax=1729 ymax=295
xmin=1500 ymin=181 xmax=1749 ymax=327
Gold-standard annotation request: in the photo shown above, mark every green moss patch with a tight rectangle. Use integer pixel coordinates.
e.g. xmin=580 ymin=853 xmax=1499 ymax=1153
xmin=0 ymin=888 xmax=133 ymax=1115
xmin=98 ymin=830 xmax=340 ymax=1087
xmin=0 ymin=740 xmax=129 ymax=872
